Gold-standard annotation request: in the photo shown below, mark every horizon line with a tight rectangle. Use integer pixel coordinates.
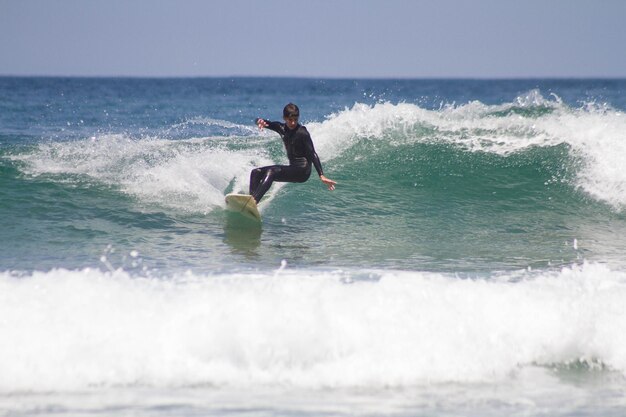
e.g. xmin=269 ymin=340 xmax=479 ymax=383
xmin=1 ymin=74 xmax=626 ymax=81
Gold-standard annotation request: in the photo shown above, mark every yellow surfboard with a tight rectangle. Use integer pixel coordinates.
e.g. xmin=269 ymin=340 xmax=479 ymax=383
xmin=225 ymin=193 xmax=261 ymax=221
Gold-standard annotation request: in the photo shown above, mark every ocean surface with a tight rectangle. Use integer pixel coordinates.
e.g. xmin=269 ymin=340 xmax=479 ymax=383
xmin=1 ymin=77 xmax=626 ymax=416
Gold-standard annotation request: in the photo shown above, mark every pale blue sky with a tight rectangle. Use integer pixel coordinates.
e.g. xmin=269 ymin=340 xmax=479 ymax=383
xmin=1 ymin=0 xmax=625 ymax=78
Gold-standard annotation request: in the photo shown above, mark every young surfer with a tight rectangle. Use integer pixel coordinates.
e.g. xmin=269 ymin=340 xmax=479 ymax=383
xmin=250 ymin=103 xmax=336 ymax=203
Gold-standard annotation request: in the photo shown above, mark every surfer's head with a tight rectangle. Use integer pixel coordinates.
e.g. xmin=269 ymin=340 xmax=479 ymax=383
xmin=283 ymin=103 xmax=300 ymax=129
xmin=283 ymin=103 xmax=299 ymax=119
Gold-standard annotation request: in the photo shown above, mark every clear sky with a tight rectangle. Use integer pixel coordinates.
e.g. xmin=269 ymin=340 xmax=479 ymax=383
xmin=1 ymin=0 xmax=625 ymax=78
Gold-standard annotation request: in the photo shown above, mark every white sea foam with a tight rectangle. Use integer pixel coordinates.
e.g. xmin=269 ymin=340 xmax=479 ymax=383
xmin=1 ymin=263 xmax=626 ymax=392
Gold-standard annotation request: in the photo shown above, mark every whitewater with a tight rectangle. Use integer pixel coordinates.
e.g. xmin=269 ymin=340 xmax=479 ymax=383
xmin=2 ymin=263 xmax=626 ymax=391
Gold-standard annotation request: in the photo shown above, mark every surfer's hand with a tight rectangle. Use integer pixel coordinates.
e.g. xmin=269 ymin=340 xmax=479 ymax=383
xmin=256 ymin=118 xmax=268 ymax=130
xmin=320 ymin=175 xmax=336 ymax=191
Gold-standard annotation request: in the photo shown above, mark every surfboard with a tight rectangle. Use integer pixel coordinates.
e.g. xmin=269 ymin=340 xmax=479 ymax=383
xmin=225 ymin=193 xmax=261 ymax=221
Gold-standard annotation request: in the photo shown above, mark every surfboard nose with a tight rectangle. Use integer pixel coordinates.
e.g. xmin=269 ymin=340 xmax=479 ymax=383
xmin=225 ymin=193 xmax=262 ymax=222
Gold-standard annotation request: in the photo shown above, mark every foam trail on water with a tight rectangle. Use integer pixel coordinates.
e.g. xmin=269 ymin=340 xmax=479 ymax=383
xmin=11 ymin=134 xmax=275 ymax=212
xmin=1 ymin=263 xmax=626 ymax=392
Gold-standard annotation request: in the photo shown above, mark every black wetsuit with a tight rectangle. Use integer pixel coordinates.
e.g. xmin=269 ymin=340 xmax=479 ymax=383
xmin=249 ymin=119 xmax=324 ymax=202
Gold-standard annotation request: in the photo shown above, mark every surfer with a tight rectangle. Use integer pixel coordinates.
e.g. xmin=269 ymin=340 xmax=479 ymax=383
xmin=250 ymin=103 xmax=336 ymax=203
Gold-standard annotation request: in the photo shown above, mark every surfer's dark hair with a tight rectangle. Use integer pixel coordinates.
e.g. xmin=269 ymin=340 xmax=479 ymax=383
xmin=283 ymin=103 xmax=300 ymax=118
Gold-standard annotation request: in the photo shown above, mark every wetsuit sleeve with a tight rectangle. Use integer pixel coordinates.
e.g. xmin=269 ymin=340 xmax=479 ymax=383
xmin=303 ymin=129 xmax=324 ymax=176
xmin=255 ymin=119 xmax=283 ymax=135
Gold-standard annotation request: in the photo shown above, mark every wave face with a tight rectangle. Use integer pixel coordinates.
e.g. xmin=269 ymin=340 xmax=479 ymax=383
xmin=309 ymin=91 xmax=626 ymax=210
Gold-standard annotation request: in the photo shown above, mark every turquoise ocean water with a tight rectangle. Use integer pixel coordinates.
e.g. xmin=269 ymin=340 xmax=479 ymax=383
xmin=1 ymin=77 xmax=626 ymax=416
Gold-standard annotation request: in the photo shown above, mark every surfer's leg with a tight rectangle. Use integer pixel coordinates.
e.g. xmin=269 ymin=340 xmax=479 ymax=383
xmin=250 ymin=165 xmax=283 ymax=202
xmin=249 ymin=167 xmax=267 ymax=196
xmin=250 ymin=165 xmax=311 ymax=202
xmin=251 ymin=167 xmax=278 ymax=202
xmin=275 ymin=166 xmax=310 ymax=183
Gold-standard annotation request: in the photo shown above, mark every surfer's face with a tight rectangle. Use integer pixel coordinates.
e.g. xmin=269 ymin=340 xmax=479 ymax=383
xmin=284 ymin=116 xmax=299 ymax=130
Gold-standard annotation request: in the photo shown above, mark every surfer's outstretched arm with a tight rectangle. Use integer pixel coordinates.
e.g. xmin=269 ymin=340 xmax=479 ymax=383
xmin=256 ymin=118 xmax=282 ymax=134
